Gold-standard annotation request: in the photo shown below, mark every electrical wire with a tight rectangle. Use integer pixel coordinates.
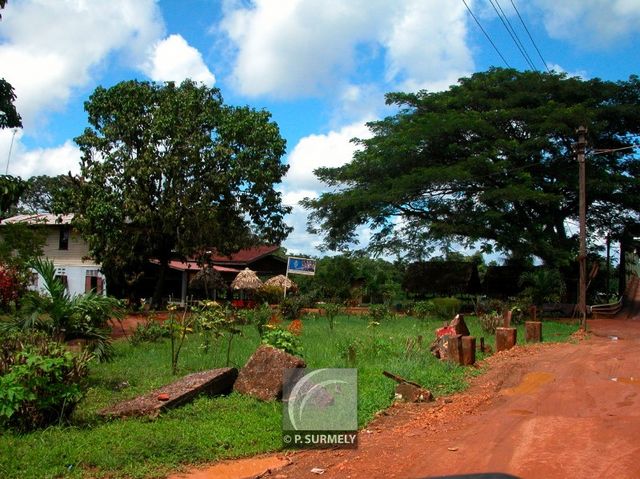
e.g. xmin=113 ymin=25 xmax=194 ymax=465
xmin=509 ymin=0 xmax=551 ymax=73
xmin=461 ymin=0 xmax=511 ymax=68
xmin=591 ymin=145 xmax=638 ymax=155
xmin=488 ymin=0 xmax=537 ymax=70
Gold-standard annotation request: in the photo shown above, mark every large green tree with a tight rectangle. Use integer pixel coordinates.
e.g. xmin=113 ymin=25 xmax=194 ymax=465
xmin=304 ymin=68 xmax=640 ymax=266
xmin=74 ymin=80 xmax=291 ymax=304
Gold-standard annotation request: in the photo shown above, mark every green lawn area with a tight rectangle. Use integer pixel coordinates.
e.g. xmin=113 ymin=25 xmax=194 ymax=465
xmin=0 ymin=314 xmax=579 ymax=479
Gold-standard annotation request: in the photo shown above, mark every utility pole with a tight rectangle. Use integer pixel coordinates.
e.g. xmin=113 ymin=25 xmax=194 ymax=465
xmin=576 ymin=126 xmax=587 ymax=331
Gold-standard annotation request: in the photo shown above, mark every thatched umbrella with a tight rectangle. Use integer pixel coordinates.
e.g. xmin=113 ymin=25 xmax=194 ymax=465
xmin=265 ymin=274 xmax=298 ymax=292
xmin=231 ymin=268 xmax=263 ymax=291
xmin=190 ymin=267 xmax=226 ymax=299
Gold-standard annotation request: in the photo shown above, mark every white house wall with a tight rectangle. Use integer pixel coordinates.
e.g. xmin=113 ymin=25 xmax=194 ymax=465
xmin=32 ymin=265 xmax=107 ymax=297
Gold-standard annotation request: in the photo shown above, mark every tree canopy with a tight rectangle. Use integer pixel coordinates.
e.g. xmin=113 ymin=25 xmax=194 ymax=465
xmin=304 ymin=68 xmax=640 ymax=266
xmin=0 ymin=79 xmax=21 ymax=130
xmin=73 ymin=80 xmax=291 ymax=302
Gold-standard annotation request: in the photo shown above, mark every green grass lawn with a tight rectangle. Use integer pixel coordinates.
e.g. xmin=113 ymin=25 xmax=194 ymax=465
xmin=0 ymin=314 xmax=579 ymax=479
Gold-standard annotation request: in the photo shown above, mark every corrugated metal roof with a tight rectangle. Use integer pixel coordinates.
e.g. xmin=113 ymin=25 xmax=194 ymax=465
xmin=0 ymin=213 xmax=74 ymax=225
xmin=210 ymin=245 xmax=282 ymax=264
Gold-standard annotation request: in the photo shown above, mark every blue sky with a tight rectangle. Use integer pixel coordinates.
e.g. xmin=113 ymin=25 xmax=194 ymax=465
xmin=1 ymin=0 xmax=639 ymax=257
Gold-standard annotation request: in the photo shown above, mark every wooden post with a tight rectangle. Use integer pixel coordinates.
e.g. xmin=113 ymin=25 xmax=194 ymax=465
xmin=448 ymin=335 xmax=463 ymax=364
xmin=502 ymin=309 xmax=512 ymax=328
xmin=461 ymin=336 xmax=476 ymax=365
xmin=496 ymin=327 xmax=517 ymax=352
xmin=525 ymin=321 xmax=542 ymax=342
xmin=529 ymin=305 xmax=537 ymax=322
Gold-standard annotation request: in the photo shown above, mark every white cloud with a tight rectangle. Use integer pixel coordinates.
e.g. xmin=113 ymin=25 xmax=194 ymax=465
xmin=143 ymin=34 xmax=216 ymax=85
xmin=0 ymin=0 xmax=165 ymax=128
xmin=284 ymin=121 xmax=372 ymax=191
xmin=532 ymin=0 xmax=640 ymax=47
xmin=218 ymin=0 xmax=473 ymax=98
xmin=0 ymin=129 xmax=81 ymax=178
xmin=281 ymin=120 xmax=372 ymax=255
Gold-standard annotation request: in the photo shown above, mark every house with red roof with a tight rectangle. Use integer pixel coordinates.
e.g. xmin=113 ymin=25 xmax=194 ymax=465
xmin=144 ymin=245 xmax=287 ymax=305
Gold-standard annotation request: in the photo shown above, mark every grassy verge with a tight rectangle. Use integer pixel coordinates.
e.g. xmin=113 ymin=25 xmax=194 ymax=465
xmin=0 ymin=314 xmax=578 ymax=478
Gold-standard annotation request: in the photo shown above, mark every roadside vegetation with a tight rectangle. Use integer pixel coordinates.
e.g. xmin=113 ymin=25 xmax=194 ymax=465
xmin=0 ymin=311 xmax=578 ymax=479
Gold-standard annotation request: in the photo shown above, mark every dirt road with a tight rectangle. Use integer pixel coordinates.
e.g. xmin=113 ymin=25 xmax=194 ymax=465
xmin=172 ymin=319 xmax=640 ymax=479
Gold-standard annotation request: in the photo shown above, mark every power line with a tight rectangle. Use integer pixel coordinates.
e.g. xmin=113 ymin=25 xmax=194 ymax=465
xmin=488 ymin=0 xmax=537 ymax=70
xmin=509 ymin=0 xmax=551 ymax=73
xmin=591 ymin=145 xmax=638 ymax=155
xmin=461 ymin=0 xmax=511 ymax=68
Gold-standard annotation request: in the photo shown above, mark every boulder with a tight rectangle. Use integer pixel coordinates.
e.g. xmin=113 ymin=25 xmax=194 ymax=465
xmin=234 ymin=345 xmax=306 ymax=401
xmin=450 ymin=314 xmax=470 ymax=336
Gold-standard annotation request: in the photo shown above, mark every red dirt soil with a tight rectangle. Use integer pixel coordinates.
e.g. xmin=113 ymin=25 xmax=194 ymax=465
xmin=168 ymin=318 xmax=640 ymax=479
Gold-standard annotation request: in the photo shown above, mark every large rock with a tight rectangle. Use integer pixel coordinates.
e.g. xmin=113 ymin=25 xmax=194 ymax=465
xmin=450 ymin=314 xmax=470 ymax=336
xmin=234 ymin=345 xmax=306 ymax=401
xmin=100 ymin=368 xmax=237 ymax=418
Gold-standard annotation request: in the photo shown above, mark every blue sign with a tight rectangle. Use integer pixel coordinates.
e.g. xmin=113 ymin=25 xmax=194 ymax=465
xmin=287 ymin=257 xmax=316 ymax=276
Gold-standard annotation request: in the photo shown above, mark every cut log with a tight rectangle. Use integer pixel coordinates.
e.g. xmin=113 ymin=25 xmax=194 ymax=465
xmin=461 ymin=336 xmax=476 ymax=365
xmin=525 ymin=321 xmax=542 ymax=343
xmin=496 ymin=327 xmax=517 ymax=352
xmin=447 ymin=334 xmax=463 ymax=364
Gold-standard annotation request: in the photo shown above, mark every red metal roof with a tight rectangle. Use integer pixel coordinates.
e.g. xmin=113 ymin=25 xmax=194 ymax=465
xmin=210 ymin=245 xmax=282 ymax=264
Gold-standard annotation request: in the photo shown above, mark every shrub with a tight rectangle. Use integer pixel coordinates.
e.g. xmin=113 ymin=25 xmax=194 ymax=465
xmin=254 ymin=284 xmax=284 ymax=305
xmin=245 ymin=303 xmax=274 ymax=337
xmin=323 ymin=302 xmax=344 ymax=331
xmin=261 ymin=329 xmax=302 ymax=356
xmin=368 ymin=304 xmax=392 ymax=322
xmin=411 ymin=300 xmax=435 ymax=319
xmin=0 ymin=332 xmax=89 ymax=431
xmin=431 ymin=297 xmax=461 ymax=320
xmin=478 ymin=312 xmax=502 ymax=334
xmin=129 ymin=317 xmax=170 ymax=345
xmin=279 ymin=296 xmax=304 ymax=321
xmin=0 ymin=263 xmax=26 ymax=311
xmin=519 ymin=268 xmax=566 ymax=306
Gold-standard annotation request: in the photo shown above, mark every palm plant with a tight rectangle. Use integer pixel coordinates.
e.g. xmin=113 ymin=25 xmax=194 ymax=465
xmin=519 ymin=268 xmax=567 ymax=307
xmin=10 ymin=258 xmax=123 ymax=361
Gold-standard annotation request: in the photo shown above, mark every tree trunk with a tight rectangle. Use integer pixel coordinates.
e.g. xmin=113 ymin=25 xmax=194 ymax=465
xmin=152 ymin=260 xmax=168 ymax=308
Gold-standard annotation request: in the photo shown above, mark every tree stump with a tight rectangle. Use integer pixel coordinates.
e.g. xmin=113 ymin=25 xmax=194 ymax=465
xmin=525 ymin=321 xmax=542 ymax=343
xmin=502 ymin=309 xmax=512 ymax=328
xmin=461 ymin=336 xmax=476 ymax=365
xmin=447 ymin=334 xmax=463 ymax=364
xmin=496 ymin=327 xmax=517 ymax=352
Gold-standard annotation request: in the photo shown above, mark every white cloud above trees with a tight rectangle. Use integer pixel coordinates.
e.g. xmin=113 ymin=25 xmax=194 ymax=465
xmin=219 ymin=0 xmax=473 ymax=98
xmin=143 ymin=34 xmax=216 ymax=86
xmin=0 ymin=0 xmax=165 ymax=128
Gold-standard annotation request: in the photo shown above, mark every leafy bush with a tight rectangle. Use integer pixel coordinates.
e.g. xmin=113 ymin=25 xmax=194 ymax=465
xmin=12 ymin=258 xmax=123 ymax=361
xmin=254 ymin=284 xmax=284 ymax=305
xmin=129 ymin=317 xmax=170 ymax=345
xmin=368 ymin=304 xmax=392 ymax=322
xmin=0 ymin=332 xmax=89 ymax=431
xmin=191 ymin=301 xmax=242 ymax=368
xmin=261 ymin=329 xmax=302 ymax=356
xmin=245 ymin=303 xmax=275 ymax=337
xmin=279 ymin=296 xmax=304 ymax=320
xmin=322 ymin=302 xmax=344 ymax=331
xmin=0 ymin=263 xmax=27 ymax=311
xmin=519 ymin=268 xmax=566 ymax=305
xmin=431 ymin=297 xmax=461 ymax=320
xmin=410 ymin=300 xmax=435 ymax=319
xmin=478 ymin=312 xmax=502 ymax=334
